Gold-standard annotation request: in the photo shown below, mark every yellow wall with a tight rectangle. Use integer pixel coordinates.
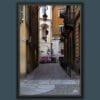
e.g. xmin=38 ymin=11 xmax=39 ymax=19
xmin=19 ymin=6 xmax=27 ymax=76
xmin=52 ymin=6 xmax=64 ymax=37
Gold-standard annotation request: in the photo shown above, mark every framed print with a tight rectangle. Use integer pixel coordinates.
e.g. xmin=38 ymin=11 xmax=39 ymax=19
xmin=17 ymin=2 xmax=83 ymax=97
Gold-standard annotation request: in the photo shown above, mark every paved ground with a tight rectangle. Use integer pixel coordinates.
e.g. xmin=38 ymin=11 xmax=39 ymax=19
xmin=26 ymin=63 xmax=79 ymax=80
xmin=20 ymin=63 xmax=81 ymax=96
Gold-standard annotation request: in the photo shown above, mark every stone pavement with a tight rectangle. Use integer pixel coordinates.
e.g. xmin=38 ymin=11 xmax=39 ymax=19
xmin=20 ymin=63 xmax=81 ymax=96
xmin=26 ymin=63 xmax=79 ymax=80
xmin=20 ymin=79 xmax=80 ymax=96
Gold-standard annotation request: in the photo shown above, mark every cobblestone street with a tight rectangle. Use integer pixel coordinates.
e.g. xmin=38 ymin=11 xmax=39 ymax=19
xmin=20 ymin=63 xmax=80 ymax=96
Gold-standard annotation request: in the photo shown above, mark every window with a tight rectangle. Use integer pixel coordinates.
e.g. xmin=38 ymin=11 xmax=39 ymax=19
xmin=58 ymin=24 xmax=64 ymax=33
xmin=58 ymin=9 xmax=65 ymax=17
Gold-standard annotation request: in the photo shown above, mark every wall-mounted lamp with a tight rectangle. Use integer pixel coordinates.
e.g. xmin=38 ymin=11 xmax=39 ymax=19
xmin=43 ymin=13 xmax=48 ymax=21
xmin=42 ymin=6 xmax=48 ymax=21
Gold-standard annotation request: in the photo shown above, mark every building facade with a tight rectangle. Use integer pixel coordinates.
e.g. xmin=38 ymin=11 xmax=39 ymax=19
xmin=52 ymin=5 xmax=65 ymax=58
xmin=28 ymin=5 xmax=39 ymax=72
xmin=18 ymin=4 xmax=39 ymax=78
xmin=60 ymin=4 xmax=81 ymax=75
xmin=39 ymin=5 xmax=52 ymax=58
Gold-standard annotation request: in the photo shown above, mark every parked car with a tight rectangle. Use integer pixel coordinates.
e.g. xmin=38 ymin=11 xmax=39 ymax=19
xmin=39 ymin=56 xmax=51 ymax=63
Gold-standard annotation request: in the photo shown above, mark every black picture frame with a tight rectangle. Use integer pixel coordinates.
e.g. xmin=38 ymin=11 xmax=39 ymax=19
xmin=16 ymin=2 xmax=83 ymax=98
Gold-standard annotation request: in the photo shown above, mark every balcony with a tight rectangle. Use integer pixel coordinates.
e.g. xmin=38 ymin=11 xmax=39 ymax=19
xmin=60 ymin=12 xmax=74 ymax=32
xmin=60 ymin=13 xmax=65 ymax=18
xmin=61 ymin=27 xmax=71 ymax=37
xmin=64 ymin=18 xmax=74 ymax=32
xmin=66 ymin=24 xmax=74 ymax=31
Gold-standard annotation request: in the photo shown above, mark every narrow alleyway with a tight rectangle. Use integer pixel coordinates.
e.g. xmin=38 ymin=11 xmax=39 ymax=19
xmin=20 ymin=63 xmax=80 ymax=96
xmin=27 ymin=63 xmax=68 ymax=80
xmin=26 ymin=63 xmax=79 ymax=80
xmin=18 ymin=4 xmax=81 ymax=96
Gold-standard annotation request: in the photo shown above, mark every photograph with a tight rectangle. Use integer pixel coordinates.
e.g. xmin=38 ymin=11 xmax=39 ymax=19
xmin=17 ymin=3 xmax=82 ymax=97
